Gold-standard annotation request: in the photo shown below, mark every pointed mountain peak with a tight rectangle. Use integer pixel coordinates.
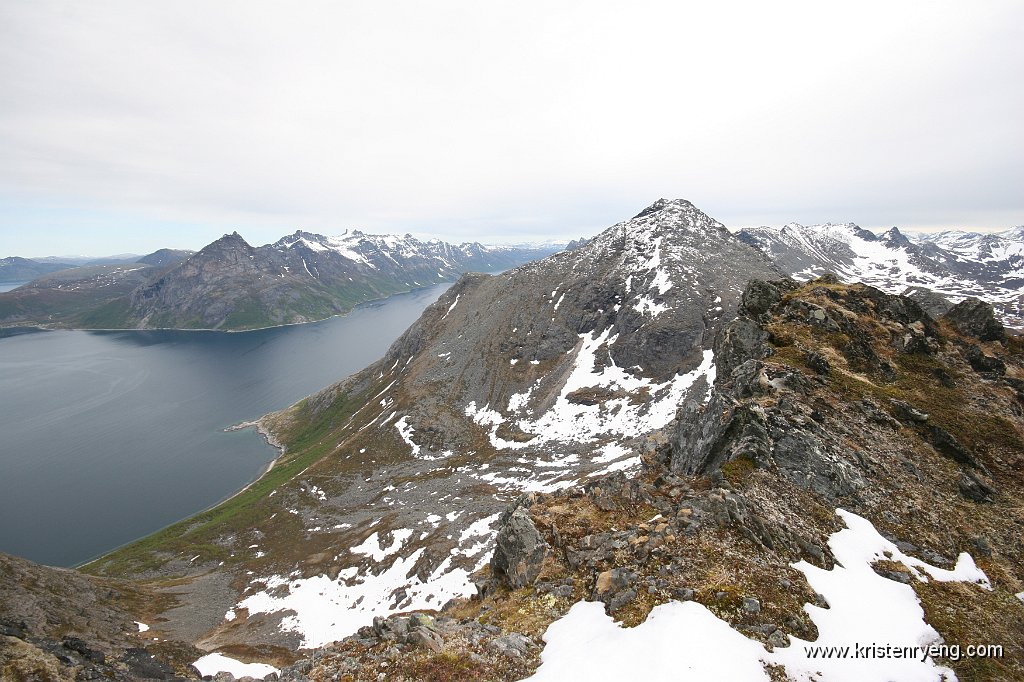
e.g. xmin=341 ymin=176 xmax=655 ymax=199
xmin=201 ymin=231 xmax=253 ymax=253
xmin=632 ymin=197 xmax=698 ymax=220
xmin=218 ymin=231 xmax=248 ymax=243
xmin=880 ymin=226 xmax=912 ymax=248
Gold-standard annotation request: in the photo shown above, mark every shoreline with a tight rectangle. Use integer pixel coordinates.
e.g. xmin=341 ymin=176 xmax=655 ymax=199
xmin=216 ymin=418 xmax=287 ymax=506
xmin=0 ymin=280 xmax=463 ymax=335
xmin=76 ymin=418 xmax=287 ymax=571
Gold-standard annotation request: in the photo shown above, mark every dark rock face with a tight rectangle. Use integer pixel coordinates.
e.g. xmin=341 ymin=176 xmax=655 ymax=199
xmin=903 ymin=286 xmax=954 ymax=318
xmin=713 ymin=318 xmax=770 ymax=378
xmin=944 ymin=298 xmax=1007 ymax=342
xmin=964 ymin=344 xmax=1007 ymax=375
xmin=925 ymin=426 xmax=980 ymax=469
xmin=670 ymin=278 xmax=980 ymax=504
xmin=958 ymin=471 xmax=996 ymax=503
xmin=491 ymin=502 xmax=548 ymax=589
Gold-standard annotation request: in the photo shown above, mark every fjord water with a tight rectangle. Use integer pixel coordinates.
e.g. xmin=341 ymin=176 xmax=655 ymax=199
xmin=0 ymin=283 xmax=450 ymax=567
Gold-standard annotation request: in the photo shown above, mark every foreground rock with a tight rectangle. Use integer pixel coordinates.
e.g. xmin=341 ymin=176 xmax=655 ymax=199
xmin=0 ymin=552 xmax=202 ymax=681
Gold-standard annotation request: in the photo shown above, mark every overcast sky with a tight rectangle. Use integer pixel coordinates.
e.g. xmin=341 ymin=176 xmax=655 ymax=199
xmin=1 ymin=1 xmax=1022 ymax=257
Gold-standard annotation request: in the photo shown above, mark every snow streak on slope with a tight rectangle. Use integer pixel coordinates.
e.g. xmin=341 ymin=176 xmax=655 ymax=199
xmin=529 ymin=509 xmax=989 ymax=682
xmin=466 ymin=335 xmax=715 ymax=449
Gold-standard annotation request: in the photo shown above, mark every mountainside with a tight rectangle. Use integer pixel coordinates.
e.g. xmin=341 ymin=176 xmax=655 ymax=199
xmin=82 ymin=269 xmax=1024 ymax=680
xmin=124 ymin=231 xmax=558 ymax=330
xmin=0 ymin=256 xmax=76 ymax=282
xmin=83 ymin=199 xmax=784 ymax=652
xmin=738 ymin=223 xmax=1024 ymax=327
xmin=137 ymin=249 xmax=195 ymax=268
xmin=0 ymin=233 xmax=558 ymax=331
xmin=0 ymin=551 xmax=203 ymax=680
xmin=6 ymin=199 xmax=1021 ymax=680
xmin=0 ymin=263 xmax=161 ymax=328
xmin=280 ymin=277 xmax=1023 ymax=682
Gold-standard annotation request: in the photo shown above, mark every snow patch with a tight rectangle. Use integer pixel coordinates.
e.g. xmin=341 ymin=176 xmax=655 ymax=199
xmin=238 ymin=549 xmax=479 ymax=648
xmin=193 ymin=653 xmax=279 ymax=680
xmin=350 ymin=529 xmax=414 ymax=562
xmin=529 ymin=508 xmax=989 ymax=682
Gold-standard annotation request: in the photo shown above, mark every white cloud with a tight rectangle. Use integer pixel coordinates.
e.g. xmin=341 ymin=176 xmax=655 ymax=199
xmin=0 ymin=1 xmax=1021 ymax=255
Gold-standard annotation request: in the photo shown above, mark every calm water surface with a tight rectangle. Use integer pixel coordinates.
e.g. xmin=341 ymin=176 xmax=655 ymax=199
xmin=0 ymin=281 xmax=28 ymax=292
xmin=0 ymin=284 xmax=450 ymax=567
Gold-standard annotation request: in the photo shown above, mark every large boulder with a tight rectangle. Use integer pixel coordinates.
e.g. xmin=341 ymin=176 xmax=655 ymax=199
xmin=490 ymin=502 xmax=547 ymax=589
xmin=943 ymin=298 xmax=1006 ymax=342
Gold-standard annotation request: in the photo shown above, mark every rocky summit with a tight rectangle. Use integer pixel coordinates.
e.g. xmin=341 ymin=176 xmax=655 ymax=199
xmin=4 ymin=200 xmax=1023 ymax=681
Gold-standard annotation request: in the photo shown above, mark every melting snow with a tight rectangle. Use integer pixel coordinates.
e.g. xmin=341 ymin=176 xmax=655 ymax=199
xmin=633 ymin=295 xmax=669 ymax=317
xmin=350 ymin=529 xmax=413 ymax=562
xmin=193 ymin=653 xmax=279 ymax=679
xmin=529 ymin=508 xmax=989 ymax=682
xmin=441 ymin=294 xmax=460 ymax=320
xmin=134 ymin=621 xmax=149 ymax=633
xmin=473 ymin=329 xmax=716 ymax=449
xmin=238 ymin=537 xmax=490 ymax=648
xmin=394 ymin=416 xmax=420 ymax=456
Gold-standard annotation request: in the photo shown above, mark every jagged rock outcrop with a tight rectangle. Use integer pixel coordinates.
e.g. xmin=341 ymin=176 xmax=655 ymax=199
xmin=944 ymin=297 xmax=1007 ymax=342
xmin=490 ymin=499 xmax=548 ymax=589
xmin=670 ymin=277 xmax=1015 ymax=510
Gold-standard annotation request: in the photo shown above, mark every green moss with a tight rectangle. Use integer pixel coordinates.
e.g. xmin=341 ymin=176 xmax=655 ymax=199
xmin=403 ymin=652 xmax=487 ymax=682
xmin=721 ymin=455 xmax=756 ymax=483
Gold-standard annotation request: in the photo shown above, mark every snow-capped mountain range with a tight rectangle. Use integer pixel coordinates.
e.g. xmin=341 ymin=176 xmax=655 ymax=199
xmin=0 ymin=230 xmax=560 ymax=330
xmin=738 ymin=222 xmax=1024 ymax=326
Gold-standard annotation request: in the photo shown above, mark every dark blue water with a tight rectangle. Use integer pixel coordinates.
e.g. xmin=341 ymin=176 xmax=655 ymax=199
xmin=0 ymin=281 xmax=27 ymax=292
xmin=0 ymin=284 xmax=450 ymax=567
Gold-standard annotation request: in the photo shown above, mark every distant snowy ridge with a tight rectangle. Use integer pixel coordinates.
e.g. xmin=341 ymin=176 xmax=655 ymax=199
xmin=739 ymin=222 xmax=1024 ymax=326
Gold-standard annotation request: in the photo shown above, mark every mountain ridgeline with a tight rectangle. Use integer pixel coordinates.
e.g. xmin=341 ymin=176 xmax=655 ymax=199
xmin=0 ymin=232 xmax=559 ymax=331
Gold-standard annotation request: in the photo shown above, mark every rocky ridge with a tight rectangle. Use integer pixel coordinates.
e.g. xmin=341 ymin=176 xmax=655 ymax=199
xmin=0 ymin=551 xmax=203 ymax=681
